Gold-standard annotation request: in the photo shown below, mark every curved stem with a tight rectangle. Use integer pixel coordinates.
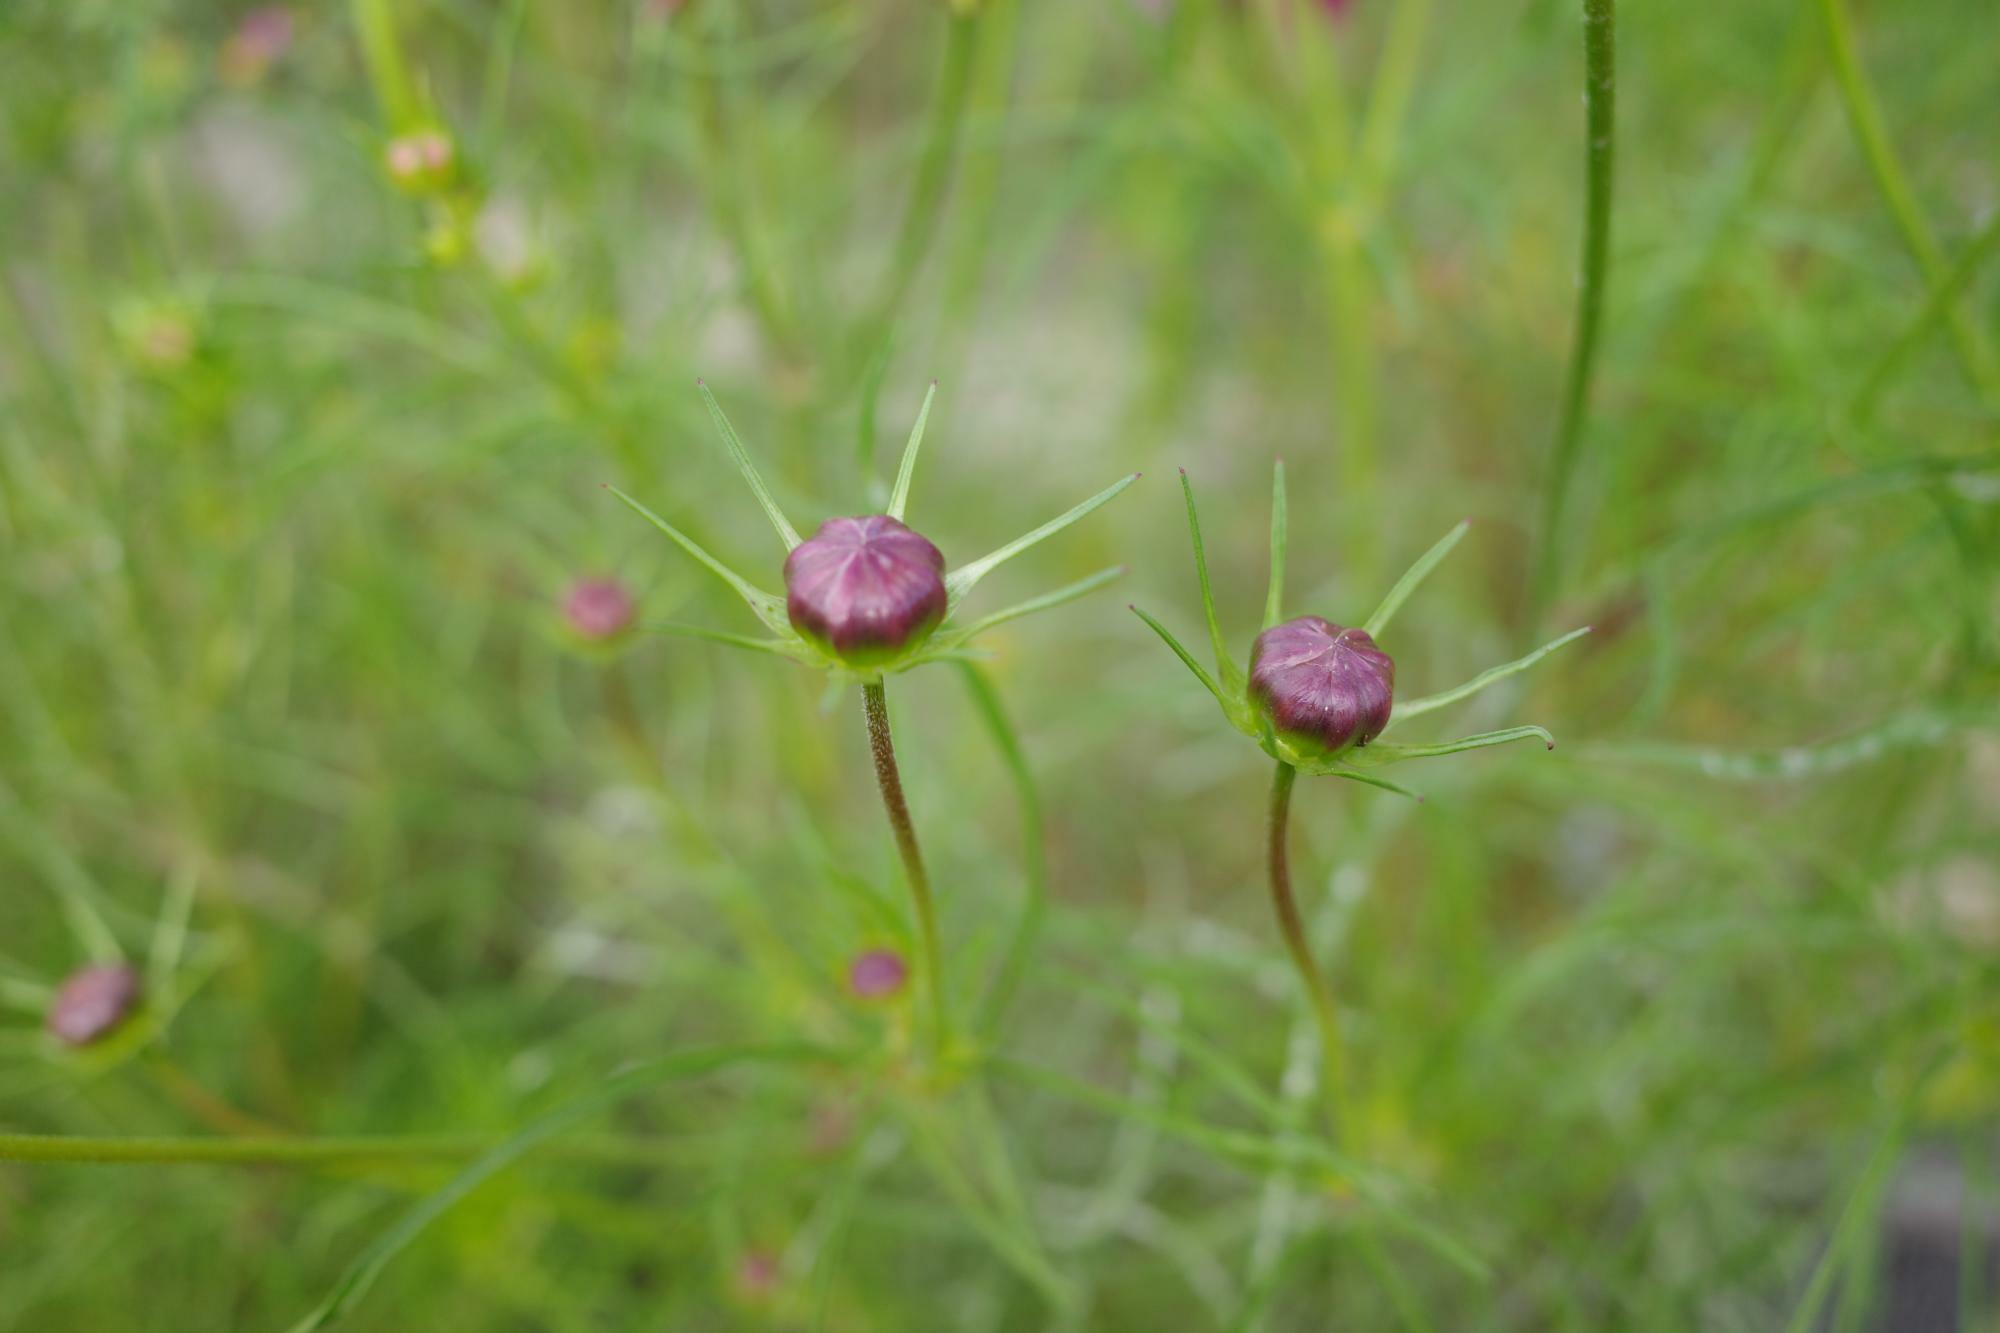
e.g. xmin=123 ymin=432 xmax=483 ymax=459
xmin=862 ymin=680 xmax=950 ymax=1053
xmin=1530 ymin=0 xmax=1617 ymax=632
xmin=1266 ymin=761 xmax=1345 ymax=1141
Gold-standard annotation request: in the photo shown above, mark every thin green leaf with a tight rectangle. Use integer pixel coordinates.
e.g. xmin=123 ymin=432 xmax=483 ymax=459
xmin=1178 ymin=470 xmax=1243 ymax=689
xmin=1387 ymin=627 xmax=1592 ymax=729
xmin=887 ymin=381 xmax=937 ymax=521
xmin=648 ymin=622 xmax=810 ymax=661
xmin=942 ymin=566 xmax=1126 ymax=646
xmin=946 ymin=473 xmax=1138 ymax=606
xmin=698 ymin=381 xmax=803 ymax=551
xmin=606 ymin=486 xmax=789 ymax=632
xmin=1362 ymin=520 xmax=1469 ymax=639
xmin=1358 ymin=725 xmax=1555 ymax=763
xmin=1130 ymin=605 xmax=1225 ymax=707
xmin=289 ymin=1043 xmax=826 ymax=1332
xmin=1322 ymin=768 xmax=1426 ymax=800
xmin=1264 ymin=460 xmax=1288 ymax=631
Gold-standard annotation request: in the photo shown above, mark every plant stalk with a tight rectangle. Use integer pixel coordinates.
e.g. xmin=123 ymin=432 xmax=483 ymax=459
xmin=1530 ymin=0 xmax=1617 ymax=632
xmin=1267 ymin=761 xmax=1345 ymax=1141
xmin=862 ymin=680 xmax=950 ymax=1053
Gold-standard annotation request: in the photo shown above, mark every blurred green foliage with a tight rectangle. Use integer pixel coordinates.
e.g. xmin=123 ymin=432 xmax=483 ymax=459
xmin=1 ymin=0 xmax=1997 ymax=1328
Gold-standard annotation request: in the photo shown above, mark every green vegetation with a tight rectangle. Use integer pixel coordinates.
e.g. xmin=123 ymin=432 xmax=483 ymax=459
xmin=1 ymin=0 xmax=1995 ymax=1328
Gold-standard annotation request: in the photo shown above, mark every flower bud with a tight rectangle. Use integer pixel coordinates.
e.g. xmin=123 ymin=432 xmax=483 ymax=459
xmin=384 ymin=129 xmax=454 ymax=193
xmin=219 ymin=6 xmax=294 ymax=86
xmin=47 ymin=963 xmax=141 ymax=1047
xmin=846 ymin=947 xmax=908 ymax=1001
xmin=1248 ymin=616 xmax=1395 ymax=759
xmin=563 ymin=577 xmax=636 ymax=641
xmin=783 ymin=516 xmax=947 ymax=667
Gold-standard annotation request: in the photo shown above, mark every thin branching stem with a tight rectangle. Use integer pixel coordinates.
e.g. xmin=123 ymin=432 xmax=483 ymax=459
xmin=1267 ymin=762 xmax=1345 ymax=1142
xmin=863 ymin=680 xmax=950 ymax=1053
xmin=1531 ymin=0 xmax=1617 ymax=630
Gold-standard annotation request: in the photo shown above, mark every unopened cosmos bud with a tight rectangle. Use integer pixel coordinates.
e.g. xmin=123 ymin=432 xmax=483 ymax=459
xmin=783 ymin=516 xmax=947 ymax=667
xmin=1247 ymin=616 xmax=1395 ymax=759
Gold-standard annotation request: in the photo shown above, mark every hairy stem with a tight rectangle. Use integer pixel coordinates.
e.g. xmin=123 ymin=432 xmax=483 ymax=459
xmin=1531 ymin=0 xmax=1617 ymax=630
xmin=862 ymin=680 xmax=950 ymax=1052
xmin=1267 ymin=761 xmax=1345 ymax=1141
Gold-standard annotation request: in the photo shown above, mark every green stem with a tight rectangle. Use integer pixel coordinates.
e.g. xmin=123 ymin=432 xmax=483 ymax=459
xmin=349 ymin=0 xmax=419 ymax=128
xmin=1816 ymin=0 xmax=2000 ymax=400
xmin=690 ymin=8 xmax=801 ymax=363
xmin=1266 ymin=762 xmax=1345 ymax=1142
xmin=1530 ymin=0 xmax=1617 ymax=630
xmin=861 ymin=681 xmax=950 ymax=1054
xmin=857 ymin=11 xmax=983 ymax=479
xmin=0 ymin=1132 xmax=479 ymax=1166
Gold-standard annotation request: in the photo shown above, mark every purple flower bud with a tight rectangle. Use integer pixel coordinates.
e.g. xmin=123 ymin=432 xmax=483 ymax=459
xmin=784 ymin=516 xmax=947 ymax=666
xmin=564 ymin=577 xmax=636 ymax=641
xmin=847 ymin=948 xmax=909 ymax=1001
xmin=47 ymin=964 xmax=141 ymax=1047
xmin=1248 ymin=616 xmax=1395 ymax=758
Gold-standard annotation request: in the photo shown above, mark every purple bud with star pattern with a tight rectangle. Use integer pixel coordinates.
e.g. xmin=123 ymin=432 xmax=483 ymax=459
xmin=1248 ymin=616 xmax=1395 ymax=759
xmin=47 ymin=963 xmax=142 ymax=1047
xmin=783 ymin=516 xmax=947 ymax=667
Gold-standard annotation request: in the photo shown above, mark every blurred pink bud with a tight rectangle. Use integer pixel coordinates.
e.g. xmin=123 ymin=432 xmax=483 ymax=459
xmin=220 ymin=7 xmax=294 ymax=85
xmin=847 ymin=948 xmax=908 ymax=1001
xmin=734 ymin=1250 xmax=781 ymax=1301
xmin=47 ymin=964 xmax=141 ymax=1047
xmin=564 ymin=578 xmax=636 ymax=641
xmin=385 ymin=130 xmax=454 ymax=190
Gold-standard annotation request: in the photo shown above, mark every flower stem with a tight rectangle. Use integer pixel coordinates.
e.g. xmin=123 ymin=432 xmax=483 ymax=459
xmin=1530 ymin=0 xmax=1617 ymax=632
xmin=862 ymin=680 xmax=950 ymax=1053
xmin=1267 ymin=760 xmax=1345 ymax=1141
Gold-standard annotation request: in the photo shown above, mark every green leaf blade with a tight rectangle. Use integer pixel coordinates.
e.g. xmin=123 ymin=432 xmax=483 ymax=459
xmin=698 ymin=381 xmax=803 ymax=551
xmin=887 ymin=381 xmax=938 ymax=521
xmin=1387 ymin=626 xmax=1592 ymax=729
xmin=1363 ymin=519 xmax=1470 ymax=639
xmin=1263 ymin=459 xmax=1288 ymax=631
xmin=1130 ymin=604 xmax=1226 ymax=707
xmin=946 ymin=473 xmax=1138 ymax=607
xmin=606 ymin=486 xmax=790 ymax=632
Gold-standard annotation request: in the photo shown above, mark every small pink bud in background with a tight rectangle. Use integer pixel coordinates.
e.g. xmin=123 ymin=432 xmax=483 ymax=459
xmin=733 ymin=1250 xmax=781 ymax=1302
xmin=220 ymin=7 xmax=294 ymax=86
xmin=47 ymin=964 xmax=141 ymax=1047
xmin=1319 ymin=0 xmax=1358 ymax=18
xmin=847 ymin=948 xmax=908 ymax=1001
xmin=564 ymin=578 xmax=636 ymax=641
xmin=384 ymin=130 xmax=455 ymax=192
